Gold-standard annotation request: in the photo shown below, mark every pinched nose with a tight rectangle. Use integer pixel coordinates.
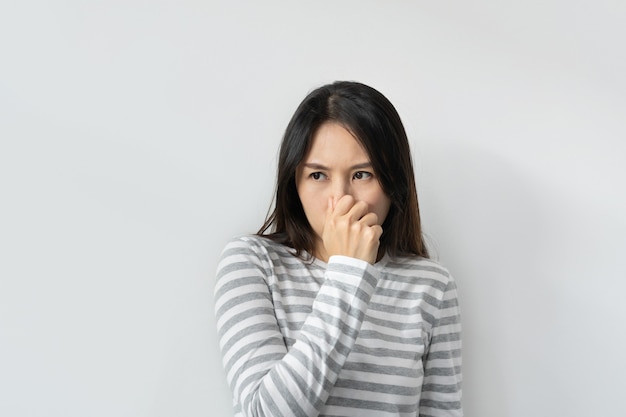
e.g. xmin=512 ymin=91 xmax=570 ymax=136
xmin=330 ymin=180 xmax=351 ymax=202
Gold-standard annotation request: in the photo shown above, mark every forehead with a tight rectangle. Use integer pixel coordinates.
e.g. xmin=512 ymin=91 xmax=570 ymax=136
xmin=304 ymin=122 xmax=369 ymax=162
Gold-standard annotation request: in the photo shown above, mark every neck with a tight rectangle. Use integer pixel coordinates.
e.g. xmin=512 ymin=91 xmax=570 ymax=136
xmin=313 ymin=239 xmax=329 ymax=263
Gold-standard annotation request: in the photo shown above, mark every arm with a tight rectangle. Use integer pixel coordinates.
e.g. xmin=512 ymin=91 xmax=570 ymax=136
xmin=214 ymin=238 xmax=379 ymax=417
xmin=419 ymin=277 xmax=463 ymax=417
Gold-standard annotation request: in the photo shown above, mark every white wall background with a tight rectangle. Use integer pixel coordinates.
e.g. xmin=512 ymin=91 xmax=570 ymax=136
xmin=1 ymin=1 xmax=625 ymax=416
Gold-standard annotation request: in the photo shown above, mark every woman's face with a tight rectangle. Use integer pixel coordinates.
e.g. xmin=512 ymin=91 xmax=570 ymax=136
xmin=296 ymin=122 xmax=391 ymax=256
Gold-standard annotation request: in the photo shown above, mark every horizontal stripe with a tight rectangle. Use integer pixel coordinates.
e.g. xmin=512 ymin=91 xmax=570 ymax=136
xmin=214 ymin=235 xmax=463 ymax=416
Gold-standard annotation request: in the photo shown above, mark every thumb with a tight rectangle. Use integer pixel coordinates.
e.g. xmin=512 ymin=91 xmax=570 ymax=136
xmin=326 ymin=196 xmax=334 ymax=217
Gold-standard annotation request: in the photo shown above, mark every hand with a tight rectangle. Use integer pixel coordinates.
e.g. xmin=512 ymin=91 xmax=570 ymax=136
xmin=321 ymin=195 xmax=383 ymax=264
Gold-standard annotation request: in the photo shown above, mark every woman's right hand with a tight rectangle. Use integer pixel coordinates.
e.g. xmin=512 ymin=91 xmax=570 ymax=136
xmin=322 ymin=195 xmax=383 ymax=264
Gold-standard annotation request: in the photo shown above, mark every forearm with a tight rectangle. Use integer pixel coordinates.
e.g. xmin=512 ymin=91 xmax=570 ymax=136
xmin=215 ymin=253 xmax=378 ymax=417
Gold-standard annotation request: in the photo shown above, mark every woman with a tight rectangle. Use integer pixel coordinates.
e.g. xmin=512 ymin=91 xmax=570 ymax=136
xmin=214 ymin=81 xmax=462 ymax=417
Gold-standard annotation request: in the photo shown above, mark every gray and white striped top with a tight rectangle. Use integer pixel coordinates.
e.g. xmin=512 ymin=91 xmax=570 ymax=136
xmin=214 ymin=235 xmax=462 ymax=417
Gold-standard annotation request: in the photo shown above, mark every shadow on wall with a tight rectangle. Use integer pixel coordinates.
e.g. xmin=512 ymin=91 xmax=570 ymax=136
xmin=422 ymin=136 xmax=626 ymax=416
xmin=420 ymin=141 xmax=565 ymax=416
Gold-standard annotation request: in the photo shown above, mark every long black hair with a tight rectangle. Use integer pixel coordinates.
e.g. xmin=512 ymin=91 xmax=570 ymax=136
xmin=257 ymin=81 xmax=429 ymax=259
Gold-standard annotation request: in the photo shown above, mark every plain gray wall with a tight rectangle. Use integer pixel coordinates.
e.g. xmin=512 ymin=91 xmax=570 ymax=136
xmin=1 ymin=1 xmax=625 ymax=416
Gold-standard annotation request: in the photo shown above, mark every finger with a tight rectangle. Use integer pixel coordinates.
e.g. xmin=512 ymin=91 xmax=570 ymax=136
xmin=332 ymin=195 xmax=355 ymax=216
xmin=359 ymin=212 xmax=379 ymax=227
xmin=370 ymin=224 xmax=383 ymax=240
xmin=324 ymin=197 xmax=336 ymax=231
xmin=346 ymin=200 xmax=370 ymax=222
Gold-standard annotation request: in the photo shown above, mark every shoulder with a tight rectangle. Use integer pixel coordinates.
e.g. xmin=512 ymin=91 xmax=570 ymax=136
xmin=384 ymin=255 xmax=452 ymax=279
xmin=383 ymin=255 xmax=456 ymax=293
xmin=214 ymin=236 xmax=282 ymax=299
xmin=220 ymin=234 xmax=293 ymax=258
xmin=383 ymin=256 xmax=460 ymax=323
xmin=217 ymin=235 xmax=298 ymax=273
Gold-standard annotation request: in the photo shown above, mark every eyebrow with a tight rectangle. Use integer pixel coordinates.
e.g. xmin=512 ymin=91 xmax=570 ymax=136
xmin=302 ymin=162 xmax=373 ymax=170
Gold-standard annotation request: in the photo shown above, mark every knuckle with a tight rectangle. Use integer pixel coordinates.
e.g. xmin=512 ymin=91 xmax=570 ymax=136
xmin=363 ymin=227 xmax=376 ymax=240
xmin=338 ymin=217 xmax=350 ymax=228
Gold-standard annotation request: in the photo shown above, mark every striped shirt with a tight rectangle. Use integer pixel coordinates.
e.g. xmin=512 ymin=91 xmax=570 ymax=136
xmin=214 ymin=235 xmax=462 ymax=417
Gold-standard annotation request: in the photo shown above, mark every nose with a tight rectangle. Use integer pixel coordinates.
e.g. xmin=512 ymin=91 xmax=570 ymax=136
xmin=331 ymin=178 xmax=351 ymax=202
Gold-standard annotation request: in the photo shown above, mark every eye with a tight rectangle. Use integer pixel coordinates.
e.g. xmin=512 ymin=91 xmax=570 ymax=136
xmin=353 ymin=171 xmax=372 ymax=180
xmin=310 ymin=172 xmax=327 ymax=181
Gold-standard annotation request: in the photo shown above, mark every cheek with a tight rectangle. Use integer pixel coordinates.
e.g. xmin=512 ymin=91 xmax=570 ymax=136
xmin=312 ymin=199 xmax=328 ymax=221
xmin=298 ymin=193 xmax=327 ymax=237
xmin=354 ymin=189 xmax=391 ymax=214
xmin=298 ymin=188 xmax=325 ymax=219
xmin=361 ymin=192 xmax=391 ymax=223
xmin=375 ymin=198 xmax=392 ymax=223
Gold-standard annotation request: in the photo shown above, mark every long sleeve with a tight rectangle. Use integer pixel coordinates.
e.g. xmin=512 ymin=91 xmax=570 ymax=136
xmin=418 ymin=276 xmax=463 ymax=417
xmin=214 ymin=238 xmax=379 ymax=417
